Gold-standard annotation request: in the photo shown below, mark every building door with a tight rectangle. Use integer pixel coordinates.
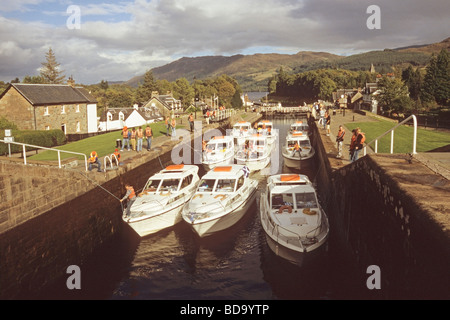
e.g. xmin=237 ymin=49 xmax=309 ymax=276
xmin=61 ymin=123 xmax=66 ymax=134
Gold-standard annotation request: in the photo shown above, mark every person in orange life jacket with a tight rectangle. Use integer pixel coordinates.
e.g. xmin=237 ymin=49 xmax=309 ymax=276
xmin=336 ymin=125 xmax=345 ymax=158
xmin=88 ymin=151 xmax=102 ymax=172
xmin=120 ymin=184 xmax=136 ymax=217
xmin=136 ymin=127 xmax=144 ymax=152
xmin=130 ymin=128 xmax=137 ymax=151
xmin=113 ymin=148 xmax=121 ymax=162
xmin=292 ymin=141 xmax=301 ymax=157
xmin=121 ymin=126 xmax=130 ymax=151
xmin=351 ymin=128 xmax=365 ymax=162
xmin=188 ymin=113 xmax=194 ymax=132
xmin=145 ymin=125 xmax=153 ymax=151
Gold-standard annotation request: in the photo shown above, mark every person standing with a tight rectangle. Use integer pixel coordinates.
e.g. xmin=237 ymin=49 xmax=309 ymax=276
xmin=120 ymin=184 xmax=136 ymax=217
xmin=145 ymin=125 xmax=153 ymax=151
xmin=336 ymin=125 xmax=345 ymax=158
xmin=352 ymin=128 xmax=365 ymax=162
xmin=188 ymin=113 xmax=194 ymax=132
xmin=349 ymin=129 xmax=357 ymax=162
xmin=325 ymin=111 xmax=331 ymax=136
xmin=319 ymin=105 xmax=325 ymax=129
xmin=171 ymin=117 xmax=176 ymax=137
xmin=121 ymin=126 xmax=130 ymax=151
xmin=130 ymin=127 xmax=137 ymax=151
xmin=165 ymin=116 xmax=171 ymax=136
xmin=136 ymin=127 xmax=144 ymax=152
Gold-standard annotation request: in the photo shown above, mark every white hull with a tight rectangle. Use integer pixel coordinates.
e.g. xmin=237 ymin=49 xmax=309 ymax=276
xmin=124 ymin=203 xmax=184 ymax=237
xmin=202 ymin=154 xmax=234 ymax=171
xmin=235 ymin=155 xmax=270 ymax=172
xmin=188 ymin=187 xmax=257 ymax=237
xmin=282 ymin=151 xmax=314 ymax=169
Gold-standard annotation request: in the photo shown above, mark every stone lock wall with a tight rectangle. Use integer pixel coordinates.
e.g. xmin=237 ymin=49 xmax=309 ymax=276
xmin=310 ymin=119 xmax=450 ymax=299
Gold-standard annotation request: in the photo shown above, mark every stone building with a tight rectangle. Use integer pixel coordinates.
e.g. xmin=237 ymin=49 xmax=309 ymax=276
xmin=0 ymin=83 xmax=98 ymax=134
xmin=141 ymin=91 xmax=183 ymax=117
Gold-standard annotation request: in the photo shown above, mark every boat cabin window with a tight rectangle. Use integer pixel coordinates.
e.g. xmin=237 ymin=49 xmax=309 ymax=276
xmin=295 ymin=192 xmax=317 ymax=208
xmin=216 ymin=143 xmax=227 ymax=151
xmin=180 ymin=174 xmax=193 ymax=189
xmin=236 ymin=177 xmax=245 ymax=191
xmin=206 ymin=144 xmax=216 ymax=152
xmin=160 ymin=179 xmax=180 ymax=192
xmin=271 ymin=193 xmax=294 ymax=209
xmin=198 ymin=179 xmax=215 ymax=192
xmin=216 ymin=179 xmax=236 ymax=193
xmin=144 ymin=179 xmax=161 ymax=192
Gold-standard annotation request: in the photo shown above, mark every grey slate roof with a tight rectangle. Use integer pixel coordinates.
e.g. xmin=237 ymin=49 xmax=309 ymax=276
xmin=7 ymin=83 xmax=97 ymax=106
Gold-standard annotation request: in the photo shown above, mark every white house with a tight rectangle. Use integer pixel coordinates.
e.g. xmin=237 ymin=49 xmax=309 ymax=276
xmin=98 ymin=104 xmax=163 ymax=131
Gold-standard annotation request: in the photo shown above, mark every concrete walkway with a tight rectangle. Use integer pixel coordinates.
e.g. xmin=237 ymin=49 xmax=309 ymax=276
xmin=315 ymin=109 xmax=376 ymax=162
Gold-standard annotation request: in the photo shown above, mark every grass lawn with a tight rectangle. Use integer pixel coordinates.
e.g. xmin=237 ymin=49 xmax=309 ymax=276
xmin=345 ymin=119 xmax=450 ymax=153
xmin=29 ymin=121 xmax=183 ymax=161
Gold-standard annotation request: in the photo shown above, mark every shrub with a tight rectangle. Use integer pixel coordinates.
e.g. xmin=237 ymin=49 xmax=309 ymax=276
xmin=0 ymin=129 xmax=67 ymax=155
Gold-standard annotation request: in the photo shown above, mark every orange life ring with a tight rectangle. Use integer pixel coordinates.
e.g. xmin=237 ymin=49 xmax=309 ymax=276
xmin=278 ymin=205 xmax=293 ymax=214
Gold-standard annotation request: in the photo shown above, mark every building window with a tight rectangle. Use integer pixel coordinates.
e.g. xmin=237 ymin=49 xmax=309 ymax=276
xmin=107 ymin=112 xmax=113 ymax=121
xmin=45 ymin=125 xmax=50 ymax=130
xmin=119 ymin=112 xmax=124 ymax=121
xmin=44 ymin=106 xmax=49 ymax=116
xmin=76 ymin=121 xmax=81 ymax=132
xmin=76 ymin=104 xmax=80 ymax=113
xmin=61 ymin=105 xmax=66 ymax=114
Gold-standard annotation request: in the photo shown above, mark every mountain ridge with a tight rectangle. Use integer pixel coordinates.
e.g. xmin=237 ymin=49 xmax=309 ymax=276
xmin=125 ymin=37 xmax=449 ymax=91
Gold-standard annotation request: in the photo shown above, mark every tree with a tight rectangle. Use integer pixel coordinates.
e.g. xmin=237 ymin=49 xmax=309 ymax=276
xmin=434 ymin=49 xmax=450 ymax=106
xmin=40 ymin=48 xmax=65 ymax=84
xmin=173 ymin=78 xmax=195 ymax=109
xmin=135 ymin=70 xmax=158 ymax=104
xmin=375 ymin=77 xmax=412 ymax=115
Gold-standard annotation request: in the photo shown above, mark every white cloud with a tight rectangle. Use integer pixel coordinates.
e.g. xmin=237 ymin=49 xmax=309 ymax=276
xmin=0 ymin=0 xmax=449 ymax=84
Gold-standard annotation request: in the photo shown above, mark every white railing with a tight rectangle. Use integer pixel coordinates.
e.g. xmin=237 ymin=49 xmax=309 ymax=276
xmin=0 ymin=139 xmax=88 ymax=171
xmin=103 ymin=153 xmax=119 ymax=170
xmin=363 ymin=115 xmax=418 ymax=156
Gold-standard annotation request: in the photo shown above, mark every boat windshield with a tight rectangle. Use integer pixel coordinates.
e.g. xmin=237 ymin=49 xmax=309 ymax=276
xmin=198 ymin=179 xmax=216 ymax=192
xmin=295 ymin=192 xmax=317 ymax=208
xmin=143 ymin=179 xmax=161 ymax=192
xmin=271 ymin=193 xmax=294 ymax=210
xmin=216 ymin=179 xmax=236 ymax=193
xmin=287 ymin=140 xmax=310 ymax=148
xmin=160 ymin=179 xmax=180 ymax=192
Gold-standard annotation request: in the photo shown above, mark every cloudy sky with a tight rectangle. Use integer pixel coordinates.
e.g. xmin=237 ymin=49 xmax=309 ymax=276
xmin=0 ymin=0 xmax=448 ymax=84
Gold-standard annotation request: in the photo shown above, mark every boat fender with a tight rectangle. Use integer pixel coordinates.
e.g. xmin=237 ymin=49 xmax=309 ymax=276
xmin=214 ymin=194 xmax=227 ymax=201
xmin=303 ymin=208 xmax=317 ymax=215
xmin=278 ymin=205 xmax=293 ymax=214
xmin=193 ymin=194 xmax=203 ymax=200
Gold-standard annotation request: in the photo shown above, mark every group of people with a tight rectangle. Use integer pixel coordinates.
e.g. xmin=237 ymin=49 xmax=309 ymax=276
xmin=165 ymin=116 xmax=177 ymax=137
xmin=311 ymin=102 xmax=365 ymax=162
xmin=121 ymin=125 xmax=153 ymax=152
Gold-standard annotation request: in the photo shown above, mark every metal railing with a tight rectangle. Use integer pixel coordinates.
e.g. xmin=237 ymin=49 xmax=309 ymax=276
xmin=363 ymin=114 xmax=418 ymax=156
xmin=0 ymin=139 xmax=88 ymax=171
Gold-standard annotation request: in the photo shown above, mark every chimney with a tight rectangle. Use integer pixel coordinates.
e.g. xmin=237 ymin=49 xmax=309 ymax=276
xmin=151 ymin=91 xmax=159 ymax=98
xmin=67 ymin=76 xmax=75 ymax=87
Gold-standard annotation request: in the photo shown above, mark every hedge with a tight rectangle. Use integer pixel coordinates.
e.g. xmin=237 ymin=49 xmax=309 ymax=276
xmin=0 ymin=129 xmax=67 ymax=155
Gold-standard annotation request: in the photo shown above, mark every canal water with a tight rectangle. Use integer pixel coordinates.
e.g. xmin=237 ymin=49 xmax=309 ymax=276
xmin=40 ymin=118 xmax=366 ymax=300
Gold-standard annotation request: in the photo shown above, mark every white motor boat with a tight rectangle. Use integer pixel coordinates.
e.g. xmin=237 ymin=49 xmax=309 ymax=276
xmin=202 ymin=135 xmax=235 ymax=171
xmin=257 ymin=120 xmax=277 ymax=145
xmin=234 ymin=134 xmax=273 ymax=172
xmin=231 ymin=121 xmax=252 ymax=146
xmin=282 ymin=131 xmax=315 ymax=169
xmin=259 ymin=174 xmax=329 ymax=266
xmin=290 ymin=120 xmax=311 ymax=137
xmin=123 ymin=164 xmax=200 ymax=237
xmin=182 ymin=165 xmax=258 ymax=237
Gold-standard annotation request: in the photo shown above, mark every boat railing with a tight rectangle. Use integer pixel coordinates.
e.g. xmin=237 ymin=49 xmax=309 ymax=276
xmin=0 ymin=139 xmax=88 ymax=171
xmin=260 ymin=194 xmax=304 ymax=250
xmin=363 ymin=114 xmax=418 ymax=156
